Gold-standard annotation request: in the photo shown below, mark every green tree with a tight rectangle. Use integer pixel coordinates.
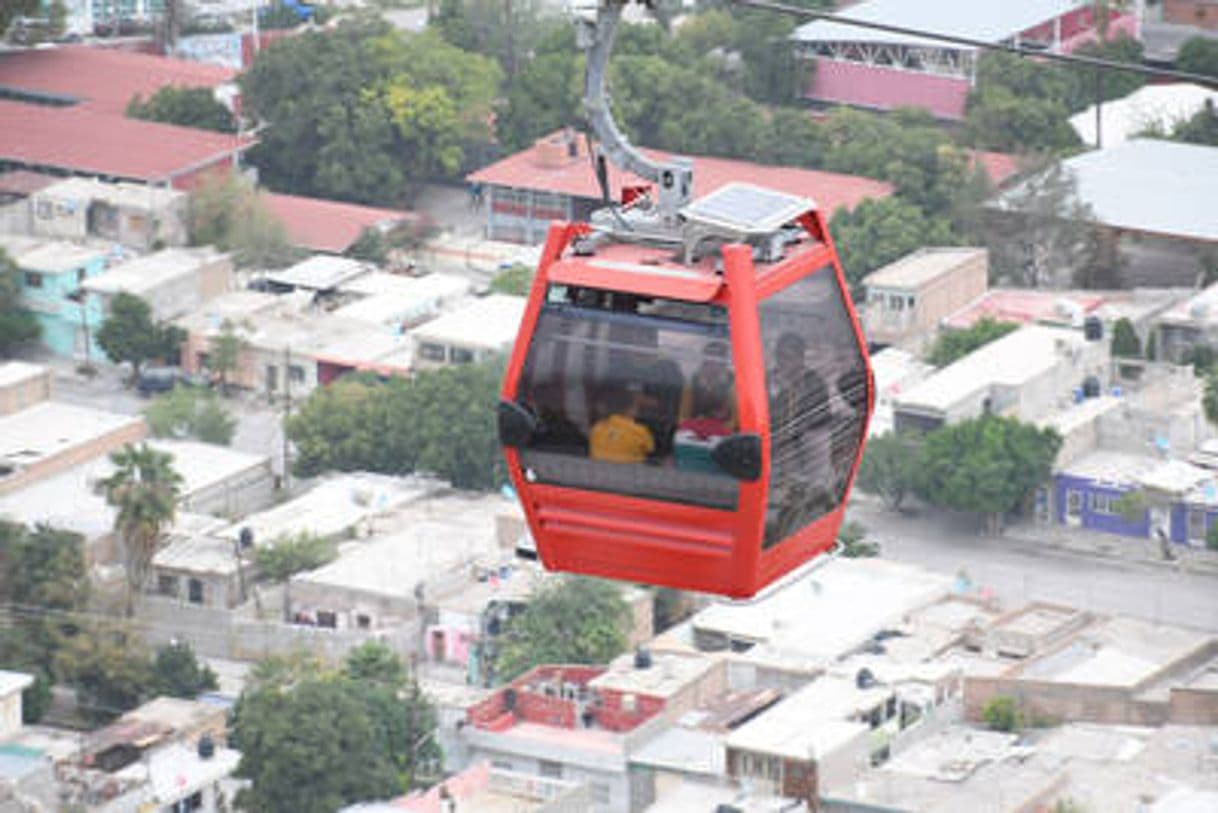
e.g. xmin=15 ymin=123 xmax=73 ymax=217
xmin=838 ymin=520 xmax=880 ymax=557
xmin=488 ymin=263 xmax=535 ymax=296
xmin=347 ymin=228 xmax=388 ymax=265
xmin=144 ymin=387 xmax=236 ymax=445
xmin=206 ymin=319 xmax=246 ymax=395
xmin=233 ymin=646 xmax=439 ymax=813
xmin=927 ymin=319 xmax=1020 ymax=367
xmin=1112 ymin=489 xmax=1150 ymax=525
xmin=0 ymin=1 xmax=40 ymax=35
xmin=188 ymin=176 xmax=300 ymax=269
xmin=1173 ymin=100 xmax=1218 ymax=147
xmin=855 ymin=432 xmax=923 ymax=511
xmin=1110 ymin=317 xmax=1141 ymax=359
xmin=55 ymin=623 xmax=153 ymax=723
xmin=829 ymin=197 xmax=956 ymax=294
xmin=99 ymin=444 xmax=184 ymax=616
xmin=493 ymin=576 xmax=630 ymax=684
xmin=286 ymin=359 xmax=504 ymax=490
xmin=151 ymin=641 xmax=219 ymax=698
xmin=96 ymin=293 xmax=186 ymax=381
xmin=0 ymin=249 xmax=41 ymax=357
xmin=1206 ymin=521 xmax=1218 ymax=552
xmin=1177 ymin=37 xmax=1218 ymax=79
xmin=982 ymin=694 xmax=1023 ymax=732
xmin=126 ymin=86 xmax=236 ymax=133
xmin=916 ymin=415 xmax=1062 ymax=534
xmin=254 ymin=532 xmax=337 ymax=583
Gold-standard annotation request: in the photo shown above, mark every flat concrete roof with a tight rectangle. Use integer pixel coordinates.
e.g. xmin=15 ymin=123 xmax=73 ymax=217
xmin=724 ymin=676 xmax=879 ymax=760
xmin=39 ymin=176 xmax=184 ymax=209
xmin=896 ymin=324 xmax=1087 ymax=414
xmin=0 ymin=401 xmax=141 ymax=471
xmin=0 ymin=234 xmax=110 ymax=274
xmin=409 ymin=294 xmax=526 ymax=351
xmin=591 ymin=652 xmax=718 ymax=701
xmin=1020 ymin=616 xmax=1209 ymax=688
xmin=863 ymin=247 xmax=985 ymax=291
xmin=0 ymin=360 xmax=48 ymax=388
xmin=83 ymin=247 xmax=226 ymax=297
xmin=691 ymin=558 xmax=950 ymax=664
xmin=174 ymin=290 xmax=281 ymax=334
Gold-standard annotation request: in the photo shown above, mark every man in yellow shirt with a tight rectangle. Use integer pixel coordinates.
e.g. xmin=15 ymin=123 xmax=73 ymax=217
xmin=590 ymin=387 xmax=655 ymax=463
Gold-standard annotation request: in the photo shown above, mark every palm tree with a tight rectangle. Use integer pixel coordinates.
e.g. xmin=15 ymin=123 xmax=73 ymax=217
xmin=100 ymin=444 xmax=183 ymax=616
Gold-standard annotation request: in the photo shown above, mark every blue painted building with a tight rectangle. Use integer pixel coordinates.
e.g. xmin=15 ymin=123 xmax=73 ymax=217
xmin=1 ymin=237 xmax=110 ymax=361
xmin=1054 ymin=450 xmax=1218 ymax=546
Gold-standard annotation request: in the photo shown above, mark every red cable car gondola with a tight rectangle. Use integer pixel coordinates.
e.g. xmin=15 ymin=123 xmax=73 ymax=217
xmin=497 ymin=1 xmax=873 ymax=599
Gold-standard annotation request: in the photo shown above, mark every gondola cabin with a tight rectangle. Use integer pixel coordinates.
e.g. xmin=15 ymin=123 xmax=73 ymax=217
xmin=498 ymin=183 xmax=874 ymax=598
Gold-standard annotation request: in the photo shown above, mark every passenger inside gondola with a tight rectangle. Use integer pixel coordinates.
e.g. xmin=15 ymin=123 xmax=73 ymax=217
xmin=589 ymin=385 xmax=655 ymax=464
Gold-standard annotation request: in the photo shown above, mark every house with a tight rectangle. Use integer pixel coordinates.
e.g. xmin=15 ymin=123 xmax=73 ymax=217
xmin=861 ymin=247 xmax=989 ymax=352
xmin=1069 ymin=83 xmax=1218 ymax=148
xmin=409 ymin=294 xmax=526 ymax=369
xmin=467 ymin=129 xmax=893 ymax=244
xmin=0 ymin=671 xmax=34 ymax=740
xmin=462 ymin=664 xmax=673 ymax=812
xmin=151 ymin=513 xmax=247 ymax=609
xmin=30 ymin=177 xmax=191 ymax=249
xmin=261 ymin=191 xmax=419 ymax=255
xmin=391 ymin=761 xmax=591 ymax=812
xmin=990 ymin=139 xmax=1218 ymax=287
xmin=867 ymin=348 xmax=934 ymax=437
xmin=0 ymin=361 xmax=51 ymax=416
xmin=792 ymin=0 xmax=1138 ymax=120
xmin=83 ymin=247 xmax=234 ymax=322
xmin=1164 ymin=0 xmax=1218 ymax=29
xmin=892 ymin=324 xmax=1110 ymax=433
xmin=0 ymin=235 xmax=111 ymax=360
xmin=260 ymin=255 xmax=370 ymax=295
xmin=1155 ymin=281 xmax=1218 ymax=363
xmin=0 ymin=401 xmax=145 ymax=497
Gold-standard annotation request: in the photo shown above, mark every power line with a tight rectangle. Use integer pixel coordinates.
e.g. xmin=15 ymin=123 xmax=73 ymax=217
xmin=731 ymin=0 xmax=1218 ymax=90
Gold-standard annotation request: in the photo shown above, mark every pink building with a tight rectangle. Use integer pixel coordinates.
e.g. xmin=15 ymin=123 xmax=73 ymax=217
xmin=793 ymin=0 xmax=1141 ymax=120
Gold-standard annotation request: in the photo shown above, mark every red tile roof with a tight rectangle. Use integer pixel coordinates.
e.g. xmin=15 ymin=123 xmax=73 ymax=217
xmin=942 ymin=289 xmax=1107 ymax=330
xmin=0 ymin=45 xmax=235 ymax=115
xmin=971 ymin=150 xmax=1024 ymax=188
xmin=0 ymin=170 xmax=60 ymax=197
xmin=261 ymin=191 xmax=417 ymax=254
xmin=0 ymin=100 xmax=250 ymax=184
xmin=469 ymin=132 xmax=894 ymax=215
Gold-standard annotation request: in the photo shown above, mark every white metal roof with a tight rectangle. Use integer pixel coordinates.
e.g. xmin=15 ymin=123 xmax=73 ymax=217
xmin=997 ymin=139 xmax=1218 ymax=243
xmin=265 ymin=255 xmax=367 ymax=291
xmin=1070 ymin=84 xmax=1218 ymax=148
xmin=792 ymin=0 xmax=1083 ymax=49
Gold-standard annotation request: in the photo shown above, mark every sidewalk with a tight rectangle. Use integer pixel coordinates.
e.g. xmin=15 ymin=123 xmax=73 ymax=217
xmin=848 ymin=493 xmax=1218 ymax=578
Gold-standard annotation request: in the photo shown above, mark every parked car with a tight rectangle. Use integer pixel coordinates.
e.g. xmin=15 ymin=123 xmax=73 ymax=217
xmin=137 ymin=366 xmax=204 ymax=397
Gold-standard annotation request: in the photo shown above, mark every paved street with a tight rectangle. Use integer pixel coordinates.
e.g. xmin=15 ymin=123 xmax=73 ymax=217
xmin=848 ymin=496 xmax=1218 ymax=633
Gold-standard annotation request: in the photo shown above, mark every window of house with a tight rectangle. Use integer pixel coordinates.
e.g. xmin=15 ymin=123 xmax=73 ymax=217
xmin=188 ymin=578 xmax=204 ymax=604
xmin=316 ymin=610 xmax=337 ymax=628
xmin=266 ymin=365 xmax=278 ymax=392
xmin=449 ymin=347 xmax=474 ymax=364
xmin=1090 ymin=493 xmax=1117 ymax=516
xmin=157 ymin=575 xmax=179 ymax=597
xmin=539 ymin=760 xmax=563 ymax=779
xmin=888 ymin=294 xmax=904 ymax=311
xmin=1066 ymin=490 xmax=1082 ymax=518
xmin=24 ymin=272 xmax=43 ymax=289
xmin=356 ymin=614 xmax=371 ymax=630
xmin=288 ymin=365 xmax=305 ymax=384
xmin=420 ymin=343 xmax=447 ymax=362
xmin=591 ymin=783 xmax=610 ymax=804
xmin=1188 ymin=509 xmax=1206 ymax=543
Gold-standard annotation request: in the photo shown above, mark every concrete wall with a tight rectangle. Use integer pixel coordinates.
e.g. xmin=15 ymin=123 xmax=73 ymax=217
xmin=963 ymin=676 xmax=1169 ymax=727
xmin=0 ymin=366 xmax=51 ymax=416
xmin=29 ymin=192 xmax=88 ymax=241
xmin=179 ymin=459 xmax=275 ymax=519
xmin=1169 ymin=688 xmax=1218 ymax=724
xmin=0 ymin=199 xmax=32 ymax=234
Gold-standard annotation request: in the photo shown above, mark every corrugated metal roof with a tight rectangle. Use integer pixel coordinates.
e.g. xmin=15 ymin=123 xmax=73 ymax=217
xmin=1000 ymin=139 xmax=1218 ymax=243
xmin=793 ymin=0 xmax=1084 ymax=48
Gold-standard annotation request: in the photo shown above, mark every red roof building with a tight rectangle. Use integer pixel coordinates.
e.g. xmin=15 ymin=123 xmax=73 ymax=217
xmin=261 ymin=192 xmax=418 ymax=254
xmin=468 ymin=131 xmax=894 ymax=244
xmin=0 ymin=45 xmax=236 ymax=114
xmin=0 ymin=100 xmax=250 ymax=190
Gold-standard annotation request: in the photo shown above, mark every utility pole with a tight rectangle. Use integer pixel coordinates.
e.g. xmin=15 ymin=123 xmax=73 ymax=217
xmin=281 ymin=345 xmax=291 ymax=492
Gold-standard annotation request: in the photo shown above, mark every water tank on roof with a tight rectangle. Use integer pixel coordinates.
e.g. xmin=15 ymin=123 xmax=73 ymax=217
xmin=634 ymin=647 xmax=652 ymax=669
xmin=198 ymin=735 xmax=215 ymax=760
xmin=1083 ymin=376 xmax=1101 ymax=398
xmin=1084 ymin=315 xmax=1103 ymax=341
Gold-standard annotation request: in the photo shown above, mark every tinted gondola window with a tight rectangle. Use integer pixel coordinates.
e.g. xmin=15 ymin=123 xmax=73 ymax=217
xmin=760 ymin=268 xmax=868 ymax=547
xmin=516 ymin=285 xmax=739 ymax=510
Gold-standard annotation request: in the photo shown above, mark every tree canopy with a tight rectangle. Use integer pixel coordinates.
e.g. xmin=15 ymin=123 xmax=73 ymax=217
xmin=493 ymin=576 xmax=630 ymax=684
xmin=1177 ymin=36 xmax=1218 ymax=79
xmin=855 ymin=432 xmax=923 ymax=511
xmin=254 ymin=532 xmax=338 ymax=583
xmin=126 ymin=86 xmax=236 ymax=133
xmin=233 ymin=644 xmax=440 ymax=813
xmin=188 ymin=176 xmax=301 ymax=269
xmin=0 ymin=249 xmax=41 ymax=357
xmin=240 ymin=17 xmax=501 ymax=204
xmin=829 ymin=197 xmax=956 ymax=294
xmin=286 ymin=360 xmax=503 ymax=490
xmin=927 ymin=318 xmax=1020 ymax=367
xmin=915 ymin=415 xmax=1061 ymax=534
xmin=96 ymin=293 xmax=186 ymax=378
xmin=144 ymin=387 xmax=236 ymax=445
xmin=151 ymin=641 xmax=219 ymax=698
